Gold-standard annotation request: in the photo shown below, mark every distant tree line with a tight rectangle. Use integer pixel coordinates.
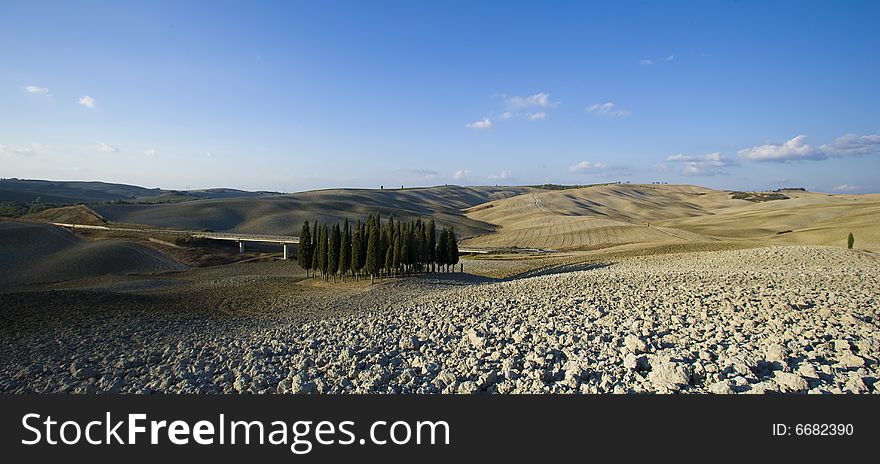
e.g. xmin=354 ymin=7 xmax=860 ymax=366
xmin=0 ymin=197 xmax=53 ymax=217
xmin=297 ymin=214 xmax=459 ymax=283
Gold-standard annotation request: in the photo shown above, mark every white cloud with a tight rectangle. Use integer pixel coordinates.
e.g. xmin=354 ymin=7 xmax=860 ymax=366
xmin=406 ymin=168 xmax=439 ymax=180
xmin=585 ymin=102 xmax=631 ymax=117
xmin=488 ymin=170 xmax=513 ymax=180
xmin=206 ymin=151 xmax=215 ymax=158
xmin=640 ymin=54 xmax=674 ymax=65
xmin=78 ymin=96 xmax=96 ymax=108
xmin=739 ymin=133 xmax=880 ymax=162
xmin=452 ymin=169 xmax=471 ymax=180
xmin=820 ymin=133 xmax=880 ymax=157
xmin=144 ymin=148 xmax=157 ymax=156
xmin=505 ymin=92 xmax=557 ymax=109
xmin=1 ymin=144 xmax=38 ymax=155
xmin=498 ymin=111 xmax=546 ymax=121
xmin=99 ymin=142 xmax=119 ymax=153
xmin=465 ymin=118 xmax=493 ymax=129
xmin=568 ymin=161 xmax=609 ymax=173
xmin=833 ymin=184 xmax=859 ymax=191
xmin=470 ymin=92 xmax=557 ymax=129
xmin=737 ymin=135 xmax=825 ymax=162
xmin=25 ymin=85 xmax=50 ymax=95
xmin=8 ymin=147 xmax=35 ymax=155
xmin=665 ymin=152 xmax=736 ymax=176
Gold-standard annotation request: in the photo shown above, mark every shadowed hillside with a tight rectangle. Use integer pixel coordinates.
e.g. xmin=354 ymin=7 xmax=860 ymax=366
xmin=0 ymin=178 xmax=273 ymax=206
xmin=0 ymin=221 xmax=184 ymax=288
xmin=91 ymin=186 xmax=535 ymax=238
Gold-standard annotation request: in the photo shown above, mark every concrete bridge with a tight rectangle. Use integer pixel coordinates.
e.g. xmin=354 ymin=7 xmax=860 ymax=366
xmin=52 ymin=222 xmax=300 ymax=259
xmin=51 ymin=222 xmax=488 ymax=258
xmin=190 ymin=231 xmax=298 ymax=258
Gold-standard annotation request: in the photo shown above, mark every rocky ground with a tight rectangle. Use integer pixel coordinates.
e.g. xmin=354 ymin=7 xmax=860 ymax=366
xmin=1 ymin=245 xmax=878 ymax=394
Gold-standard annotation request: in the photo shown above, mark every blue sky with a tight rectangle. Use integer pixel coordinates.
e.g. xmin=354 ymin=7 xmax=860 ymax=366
xmin=1 ymin=0 xmax=878 ymax=192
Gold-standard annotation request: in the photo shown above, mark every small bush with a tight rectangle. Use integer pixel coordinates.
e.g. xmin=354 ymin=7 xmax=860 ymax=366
xmin=847 ymin=232 xmax=854 ymax=249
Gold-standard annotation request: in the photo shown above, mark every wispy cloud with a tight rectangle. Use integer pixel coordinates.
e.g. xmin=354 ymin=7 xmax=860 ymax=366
xmin=99 ymin=142 xmax=119 ymax=153
xmin=469 ymin=92 xmax=557 ymax=128
xmin=665 ymin=152 xmax=736 ymax=176
xmin=406 ymin=168 xmax=439 ymax=180
xmin=498 ymin=111 xmax=546 ymax=121
xmin=144 ymin=148 xmax=157 ymax=156
xmin=505 ymin=92 xmax=557 ymax=109
xmin=820 ymin=133 xmax=880 ymax=157
xmin=738 ymin=133 xmax=880 ymax=162
xmin=640 ymin=54 xmax=675 ymax=65
xmin=585 ymin=102 xmax=631 ymax=117
xmin=487 ymin=170 xmax=513 ymax=180
xmin=833 ymin=184 xmax=859 ymax=191
xmin=452 ymin=169 xmax=471 ymax=180
xmin=568 ymin=160 xmax=609 ymax=173
xmin=0 ymin=145 xmax=37 ymax=155
xmin=78 ymin=96 xmax=96 ymax=108
xmin=24 ymin=85 xmax=50 ymax=95
xmin=1 ymin=143 xmax=44 ymax=155
xmin=465 ymin=118 xmax=493 ymax=129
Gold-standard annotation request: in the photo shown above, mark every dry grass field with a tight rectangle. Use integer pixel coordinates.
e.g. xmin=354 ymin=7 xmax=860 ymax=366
xmin=461 ymin=184 xmax=880 ymax=253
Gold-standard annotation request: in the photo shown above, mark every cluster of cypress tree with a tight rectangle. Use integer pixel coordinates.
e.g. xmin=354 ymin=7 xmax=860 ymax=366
xmin=297 ymin=215 xmax=459 ymax=283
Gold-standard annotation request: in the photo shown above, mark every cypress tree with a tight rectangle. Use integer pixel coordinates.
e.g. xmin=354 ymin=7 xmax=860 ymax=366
xmin=446 ymin=227 xmax=459 ymax=272
xmin=311 ymin=221 xmax=319 ymax=274
xmin=403 ymin=222 xmax=413 ymax=272
xmin=384 ymin=225 xmax=395 ymax=276
xmin=427 ymin=219 xmax=436 ymax=272
xmin=350 ymin=220 xmax=361 ymax=279
xmin=298 ymin=222 xmax=312 ymax=277
xmin=381 ymin=214 xmax=393 ymax=276
xmin=366 ymin=221 xmax=380 ymax=283
xmin=436 ymin=228 xmax=448 ymax=271
xmin=340 ymin=219 xmax=351 ymax=280
xmin=392 ymin=233 xmax=402 ymax=276
xmin=320 ymin=224 xmax=329 ymax=279
xmin=417 ymin=219 xmax=428 ymax=272
xmin=358 ymin=220 xmax=367 ymax=276
xmin=317 ymin=224 xmax=327 ymax=278
xmin=328 ymin=223 xmax=340 ymax=281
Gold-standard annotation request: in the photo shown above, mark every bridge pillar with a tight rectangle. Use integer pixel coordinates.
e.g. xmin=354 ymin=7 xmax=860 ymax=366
xmin=283 ymin=243 xmax=289 ymax=260
xmin=239 ymin=241 xmax=244 ymax=253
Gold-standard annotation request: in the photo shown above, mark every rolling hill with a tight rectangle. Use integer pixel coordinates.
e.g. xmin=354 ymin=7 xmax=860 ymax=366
xmin=0 ymin=221 xmax=184 ymax=288
xmin=90 ymin=186 xmax=535 ymax=238
xmin=0 ymin=178 xmax=272 ymax=206
xmin=461 ymin=184 xmax=880 ymax=252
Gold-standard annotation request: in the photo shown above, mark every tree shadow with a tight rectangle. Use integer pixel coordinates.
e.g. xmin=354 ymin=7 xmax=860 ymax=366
xmin=414 ymin=262 xmax=615 ymax=286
